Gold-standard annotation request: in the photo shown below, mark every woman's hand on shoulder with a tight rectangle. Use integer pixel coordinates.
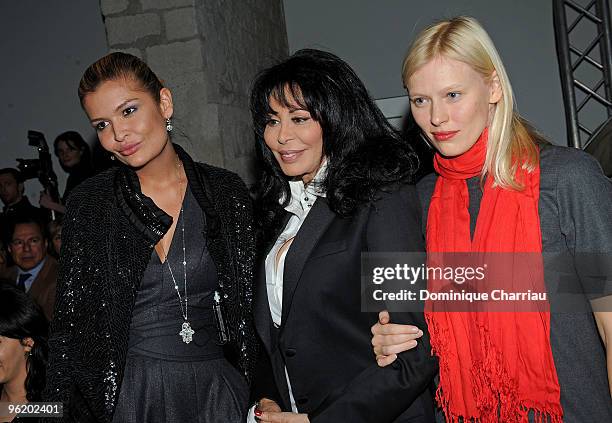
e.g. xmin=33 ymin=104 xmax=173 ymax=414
xmin=371 ymin=310 xmax=423 ymax=367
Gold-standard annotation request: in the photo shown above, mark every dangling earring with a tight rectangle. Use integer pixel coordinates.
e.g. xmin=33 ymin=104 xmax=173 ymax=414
xmin=109 ymin=154 xmax=116 ymax=161
xmin=166 ymin=117 xmax=173 ymax=132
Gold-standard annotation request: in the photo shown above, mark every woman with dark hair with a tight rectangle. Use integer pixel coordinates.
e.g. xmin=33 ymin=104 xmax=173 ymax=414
xmin=0 ymin=281 xmax=49 ymax=421
xmin=249 ymin=49 xmax=437 ymax=423
xmin=39 ymin=131 xmax=95 ymax=215
xmin=44 ymin=52 xmax=257 ymax=422
xmin=53 ymin=131 xmax=94 ymax=199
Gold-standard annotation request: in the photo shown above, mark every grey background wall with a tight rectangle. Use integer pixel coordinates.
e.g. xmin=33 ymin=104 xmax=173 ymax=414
xmin=100 ymin=0 xmax=288 ymax=183
xmin=1 ymin=0 xmax=578 ymax=206
xmin=283 ymin=0 xmax=567 ymax=146
xmin=1 ymin=0 xmax=288 ymax=204
xmin=0 ymin=0 xmax=108 ymax=203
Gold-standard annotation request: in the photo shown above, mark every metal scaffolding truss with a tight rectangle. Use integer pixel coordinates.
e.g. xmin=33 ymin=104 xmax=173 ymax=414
xmin=553 ymin=0 xmax=612 ymax=149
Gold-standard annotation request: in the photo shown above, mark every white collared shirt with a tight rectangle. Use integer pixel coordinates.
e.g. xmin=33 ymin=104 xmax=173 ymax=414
xmin=247 ymin=163 xmax=327 ymax=421
xmin=265 ymin=166 xmax=327 ymax=327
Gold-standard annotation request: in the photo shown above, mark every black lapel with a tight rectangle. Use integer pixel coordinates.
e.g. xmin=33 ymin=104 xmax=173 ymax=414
xmin=175 ymin=145 xmax=228 ymax=282
xmin=175 ymin=144 xmax=219 ymax=234
xmin=281 ymin=198 xmax=336 ymax=326
xmin=254 ymin=211 xmax=291 ymax=352
xmin=114 ymin=165 xmax=172 ymax=244
xmin=263 ymin=212 xmax=292 ymax=257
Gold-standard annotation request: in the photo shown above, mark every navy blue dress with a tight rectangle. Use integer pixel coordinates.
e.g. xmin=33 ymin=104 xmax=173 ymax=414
xmin=112 ymin=187 xmax=248 ymax=422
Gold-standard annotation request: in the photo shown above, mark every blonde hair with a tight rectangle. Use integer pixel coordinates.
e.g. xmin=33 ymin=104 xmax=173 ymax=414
xmin=402 ymin=16 xmax=542 ymax=189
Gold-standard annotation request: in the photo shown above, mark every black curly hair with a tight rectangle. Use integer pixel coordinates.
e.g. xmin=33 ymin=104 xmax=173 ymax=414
xmin=0 ymin=281 xmax=49 ymax=402
xmin=250 ymin=48 xmax=419 ymax=232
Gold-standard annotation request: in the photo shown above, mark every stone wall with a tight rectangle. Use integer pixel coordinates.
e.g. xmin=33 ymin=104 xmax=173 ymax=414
xmin=100 ymin=0 xmax=289 ymax=183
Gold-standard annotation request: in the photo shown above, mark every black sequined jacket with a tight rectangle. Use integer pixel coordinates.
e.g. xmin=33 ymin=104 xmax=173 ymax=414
xmin=43 ymin=145 xmax=258 ymax=422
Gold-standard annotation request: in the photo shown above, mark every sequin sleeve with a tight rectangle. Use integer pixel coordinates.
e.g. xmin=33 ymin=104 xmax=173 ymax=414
xmin=226 ymin=173 xmax=258 ymax=384
xmin=199 ymin=163 xmax=259 ymax=385
xmin=42 ymin=195 xmax=88 ymax=414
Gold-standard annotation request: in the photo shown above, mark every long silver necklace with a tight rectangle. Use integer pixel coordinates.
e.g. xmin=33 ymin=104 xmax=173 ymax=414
xmin=161 ymin=161 xmax=195 ymax=344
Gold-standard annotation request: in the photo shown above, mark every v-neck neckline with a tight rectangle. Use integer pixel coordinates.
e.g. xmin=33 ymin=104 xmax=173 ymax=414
xmin=155 ymin=187 xmax=189 ymax=265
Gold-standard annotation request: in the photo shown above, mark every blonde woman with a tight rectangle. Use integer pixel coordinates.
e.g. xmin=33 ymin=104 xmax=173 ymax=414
xmin=371 ymin=16 xmax=612 ymax=422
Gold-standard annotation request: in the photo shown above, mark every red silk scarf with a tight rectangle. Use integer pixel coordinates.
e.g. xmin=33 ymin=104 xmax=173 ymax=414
xmin=425 ymin=129 xmax=563 ymax=422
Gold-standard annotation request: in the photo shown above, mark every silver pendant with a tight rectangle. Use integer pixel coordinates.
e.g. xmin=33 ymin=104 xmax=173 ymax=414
xmin=179 ymin=321 xmax=195 ymax=344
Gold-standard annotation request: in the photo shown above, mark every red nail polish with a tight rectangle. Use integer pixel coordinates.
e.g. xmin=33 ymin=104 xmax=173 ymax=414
xmin=254 ymin=409 xmax=262 ymax=417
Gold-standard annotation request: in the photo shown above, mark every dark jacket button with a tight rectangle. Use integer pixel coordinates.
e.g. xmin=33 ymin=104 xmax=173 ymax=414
xmin=285 ymin=348 xmax=296 ymax=357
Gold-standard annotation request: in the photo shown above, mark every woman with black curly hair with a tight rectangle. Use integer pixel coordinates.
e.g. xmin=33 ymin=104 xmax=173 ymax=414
xmin=0 ymin=281 xmax=49 ymax=422
xmin=249 ymin=49 xmax=437 ymax=423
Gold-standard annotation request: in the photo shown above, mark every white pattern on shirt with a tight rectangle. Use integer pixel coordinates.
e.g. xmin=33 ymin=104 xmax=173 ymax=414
xmin=265 ymin=162 xmax=327 ymax=413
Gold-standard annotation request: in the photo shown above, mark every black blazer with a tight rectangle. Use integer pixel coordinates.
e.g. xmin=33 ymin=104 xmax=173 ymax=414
xmin=253 ymin=184 xmax=438 ymax=423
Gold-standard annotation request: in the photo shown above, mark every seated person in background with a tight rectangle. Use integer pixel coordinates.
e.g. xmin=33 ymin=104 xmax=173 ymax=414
xmin=39 ymin=131 xmax=95 ymax=215
xmin=46 ymin=220 xmax=62 ymax=259
xmin=0 ymin=169 xmax=46 ymax=236
xmin=0 ymin=281 xmax=49 ymax=423
xmin=4 ymin=217 xmax=57 ymax=321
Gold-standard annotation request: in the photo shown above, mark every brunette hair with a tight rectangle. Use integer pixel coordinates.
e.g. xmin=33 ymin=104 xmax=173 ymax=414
xmin=53 ymin=131 xmax=92 ymax=172
xmin=5 ymin=216 xmax=48 ymax=248
xmin=78 ymin=52 xmax=164 ymax=104
xmin=0 ymin=168 xmax=23 ymax=184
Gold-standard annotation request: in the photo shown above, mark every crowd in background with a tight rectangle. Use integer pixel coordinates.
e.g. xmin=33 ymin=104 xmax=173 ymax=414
xmin=0 ymin=131 xmax=99 ymax=317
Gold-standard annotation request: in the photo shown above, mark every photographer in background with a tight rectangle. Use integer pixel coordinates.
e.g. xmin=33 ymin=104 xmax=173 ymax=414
xmin=39 ymin=131 xmax=94 ymax=215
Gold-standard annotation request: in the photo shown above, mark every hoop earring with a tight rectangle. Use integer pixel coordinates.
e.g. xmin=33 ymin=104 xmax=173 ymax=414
xmin=166 ymin=118 xmax=173 ymax=132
